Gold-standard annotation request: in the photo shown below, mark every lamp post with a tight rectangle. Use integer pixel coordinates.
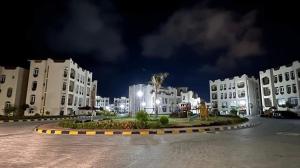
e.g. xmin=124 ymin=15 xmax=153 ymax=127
xmin=136 ymin=90 xmax=144 ymax=112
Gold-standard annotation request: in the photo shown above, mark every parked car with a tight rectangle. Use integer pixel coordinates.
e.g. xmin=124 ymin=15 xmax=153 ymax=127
xmin=261 ymin=107 xmax=277 ymax=118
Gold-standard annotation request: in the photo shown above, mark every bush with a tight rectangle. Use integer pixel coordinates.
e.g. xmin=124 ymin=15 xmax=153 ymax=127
xmin=159 ymin=116 xmax=169 ymax=125
xmin=230 ymin=109 xmax=238 ymax=116
xmin=135 ymin=111 xmax=149 ymax=122
xmin=34 ymin=113 xmax=41 ymax=117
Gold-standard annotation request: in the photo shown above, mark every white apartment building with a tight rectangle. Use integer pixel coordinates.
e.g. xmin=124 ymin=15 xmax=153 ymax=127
xmin=113 ymin=97 xmax=129 ymax=113
xmin=259 ymin=61 xmax=300 ymax=111
xmin=95 ymin=96 xmax=110 ymax=109
xmin=129 ymin=84 xmax=180 ymax=116
xmin=180 ymin=90 xmax=201 ymax=113
xmin=209 ymin=74 xmax=261 ymax=116
xmin=24 ymin=58 xmax=96 ymax=116
xmin=0 ymin=66 xmax=29 ymax=116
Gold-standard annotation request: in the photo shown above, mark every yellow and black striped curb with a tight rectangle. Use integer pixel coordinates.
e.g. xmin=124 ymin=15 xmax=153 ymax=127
xmin=0 ymin=117 xmax=75 ymax=124
xmin=35 ymin=123 xmax=257 ymax=136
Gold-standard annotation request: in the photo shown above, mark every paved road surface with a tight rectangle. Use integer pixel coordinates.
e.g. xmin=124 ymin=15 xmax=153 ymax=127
xmin=0 ymin=117 xmax=299 ymax=168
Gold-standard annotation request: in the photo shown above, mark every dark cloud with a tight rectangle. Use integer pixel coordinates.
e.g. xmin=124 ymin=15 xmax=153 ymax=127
xmin=142 ymin=6 xmax=264 ymax=72
xmin=47 ymin=0 xmax=125 ymax=62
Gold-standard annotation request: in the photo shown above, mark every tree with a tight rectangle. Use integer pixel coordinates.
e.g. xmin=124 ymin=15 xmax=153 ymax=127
xmin=149 ymin=72 xmax=169 ymax=117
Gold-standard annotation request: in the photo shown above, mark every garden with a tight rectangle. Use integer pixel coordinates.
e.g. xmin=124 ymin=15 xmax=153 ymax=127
xmin=58 ymin=110 xmax=248 ymax=129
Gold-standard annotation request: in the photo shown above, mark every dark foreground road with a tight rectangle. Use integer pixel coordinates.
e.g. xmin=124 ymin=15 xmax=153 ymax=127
xmin=0 ymin=117 xmax=299 ymax=168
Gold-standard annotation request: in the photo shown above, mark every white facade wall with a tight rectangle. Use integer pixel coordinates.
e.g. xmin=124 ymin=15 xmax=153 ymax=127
xmin=209 ymin=74 xmax=261 ymax=116
xmin=113 ymin=97 xmax=129 ymax=113
xmin=25 ymin=58 xmax=95 ymax=116
xmin=0 ymin=67 xmax=28 ymax=115
xmin=259 ymin=61 xmax=300 ymax=111
xmin=129 ymin=84 xmax=179 ymax=116
xmin=95 ymin=96 xmax=110 ymax=109
xmin=180 ymin=91 xmax=201 ymax=113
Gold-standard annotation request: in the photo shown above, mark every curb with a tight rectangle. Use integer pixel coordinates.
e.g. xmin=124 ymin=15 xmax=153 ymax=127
xmin=0 ymin=117 xmax=76 ymax=124
xmin=34 ymin=122 xmax=258 ymax=136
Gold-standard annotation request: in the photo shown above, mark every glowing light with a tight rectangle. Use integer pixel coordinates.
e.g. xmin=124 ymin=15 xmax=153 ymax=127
xmin=141 ymin=102 xmax=146 ymax=107
xmin=155 ymin=99 xmax=161 ymax=105
xmin=120 ymin=104 xmax=125 ymax=109
xmin=136 ymin=90 xmax=144 ymax=97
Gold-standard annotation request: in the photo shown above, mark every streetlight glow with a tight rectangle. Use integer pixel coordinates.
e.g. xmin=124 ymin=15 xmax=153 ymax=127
xmin=120 ymin=104 xmax=125 ymax=109
xmin=136 ymin=90 xmax=144 ymax=97
xmin=155 ymin=99 xmax=161 ymax=105
xmin=141 ymin=102 xmax=146 ymax=107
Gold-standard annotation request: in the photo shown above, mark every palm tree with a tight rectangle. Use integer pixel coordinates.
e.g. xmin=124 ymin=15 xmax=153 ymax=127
xmin=149 ymin=72 xmax=169 ymax=117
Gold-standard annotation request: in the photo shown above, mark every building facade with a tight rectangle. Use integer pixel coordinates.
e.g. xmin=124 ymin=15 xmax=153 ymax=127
xmin=95 ymin=96 xmax=110 ymax=109
xmin=24 ymin=58 xmax=96 ymax=116
xmin=209 ymin=74 xmax=261 ymax=116
xmin=259 ymin=61 xmax=300 ymax=111
xmin=180 ymin=90 xmax=201 ymax=113
xmin=129 ymin=84 xmax=180 ymax=116
xmin=0 ymin=66 xmax=29 ymax=116
xmin=113 ymin=97 xmax=129 ymax=113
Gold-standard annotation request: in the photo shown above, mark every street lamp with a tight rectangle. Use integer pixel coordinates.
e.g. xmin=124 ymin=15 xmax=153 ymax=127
xmin=120 ymin=104 xmax=125 ymax=113
xmin=136 ymin=90 xmax=144 ymax=111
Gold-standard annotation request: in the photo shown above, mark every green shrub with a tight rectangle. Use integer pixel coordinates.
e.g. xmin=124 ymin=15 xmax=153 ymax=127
xmin=230 ymin=109 xmax=238 ymax=116
xmin=159 ymin=116 xmax=169 ymax=125
xmin=34 ymin=113 xmax=41 ymax=117
xmin=135 ymin=111 xmax=149 ymax=122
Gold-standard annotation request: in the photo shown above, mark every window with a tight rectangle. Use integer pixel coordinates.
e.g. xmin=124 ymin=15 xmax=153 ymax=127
xmin=292 ymin=84 xmax=297 ymax=93
xmin=88 ymin=78 xmax=91 ymax=85
xmin=222 ymin=102 xmax=228 ymax=108
xmin=70 ymin=68 xmax=75 ymax=79
xmin=69 ymin=81 xmax=74 ymax=92
xmin=224 ymin=84 xmax=226 ymax=90
xmin=68 ymin=94 xmax=73 ymax=105
xmin=220 ymin=84 xmax=223 ymax=90
xmin=291 ymin=71 xmax=295 ymax=80
xmin=212 ymin=101 xmax=218 ymax=108
xmin=30 ymin=95 xmax=35 ymax=105
xmin=298 ymin=70 xmax=300 ymax=78
xmin=77 ymin=73 xmax=80 ymax=81
xmin=74 ymin=97 xmax=78 ymax=106
xmin=274 ymin=75 xmax=278 ymax=83
xmin=7 ymin=88 xmax=12 ymax=97
xmin=263 ymin=87 xmax=271 ymax=96
xmin=211 ymin=93 xmax=217 ymax=100
xmin=211 ymin=85 xmax=217 ymax=91
xmin=233 ymin=92 xmax=236 ymax=98
xmin=262 ymin=77 xmax=270 ymax=85
xmin=229 ymin=92 xmax=232 ymax=98
xmin=63 ymin=68 xmax=68 ymax=78
xmin=5 ymin=101 xmax=11 ymax=109
xmin=237 ymin=82 xmax=245 ymax=88
xmin=278 ymin=74 xmax=283 ymax=82
xmin=277 ymin=98 xmax=286 ymax=107
xmin=61 ymin=96 xmax=65 ymax=105
xmin=162 ymin=106 xmax=167 ymax=112
xmin=32 ymin=81 xmax=37 ymax=91
xmin=62 ymin=82 xmax=67 ymax=91
xmin=275 ymin=87 xmax=279 ymax=95
xmin=221 ymin=93 xmax=223 ymax=99
xmin=232 ymin=83 xmax=235 ymax=89
xmin=33 ymin=68 xmax=39 ymax=77
xmin=280 ymin=86 xmax=284 ymax=94
xmin=0 ymin=75 xmax=6 ymax=83
xmin=286 ymin=85 xmax=291 ymax=94
xmin=224 ymin=93 xmax=227 ymax=99
xmin=238 ymin=90 xmax=245 ymax=98
xmin=229 ymin=83 xmax=231 ymax=89
xmin=87 ymin=87 xmax=90 ymax=96
xmin=264 ymin=98 xmax=272 ymax=107
xmin=76 ymin=85 xmax=79 ymax=93
xmin=285 ymin=72 xmax=289 ymax=81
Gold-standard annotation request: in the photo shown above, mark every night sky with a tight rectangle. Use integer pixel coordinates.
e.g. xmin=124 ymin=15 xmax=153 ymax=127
xmin=3 ymin=0 xmax=300 ymax=101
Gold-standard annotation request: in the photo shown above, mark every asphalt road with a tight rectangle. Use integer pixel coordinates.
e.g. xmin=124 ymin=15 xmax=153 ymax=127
xmin=0 ymin=117 xmax=299 ymax=168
